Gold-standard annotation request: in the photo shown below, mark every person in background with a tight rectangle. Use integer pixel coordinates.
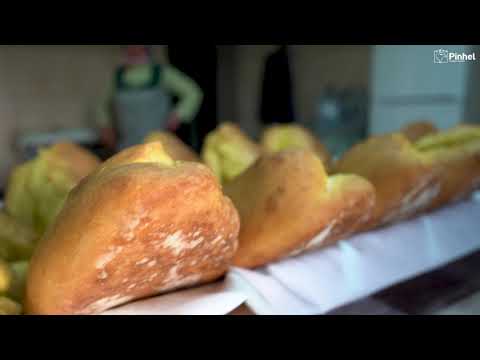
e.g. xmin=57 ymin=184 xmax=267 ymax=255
xmin=97 ymin=45 xmax=204 ymax=151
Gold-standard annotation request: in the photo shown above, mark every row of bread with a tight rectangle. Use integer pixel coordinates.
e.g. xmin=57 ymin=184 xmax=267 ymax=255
xmin=201 ymin=121 xmax=480 ymax=267
xmin=1 ymin=120 xmax=479 ymax=314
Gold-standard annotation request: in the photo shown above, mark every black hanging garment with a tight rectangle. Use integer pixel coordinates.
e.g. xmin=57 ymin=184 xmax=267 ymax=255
xmin=167 ymin=45 xmax=218 ymax=152
xmin=260 ymin=46 xmax=296 ymax=125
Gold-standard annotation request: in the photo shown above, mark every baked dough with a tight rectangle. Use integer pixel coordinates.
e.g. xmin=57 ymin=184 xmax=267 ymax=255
xmin=5 ymin=142 xmax=101 ymax=235
xmin=144 ymin=131 xmax=200 ymax=162
xmin=261 ymin=124 xmax=332 ymax=171
xmin=25 ymin=142 xmax=240 ymax=315
xmin=414 ymin=124 xmax=480 ymax=209
xmin=225 ymin=150 xmax=375 ymax=268
xmin=201 ymin=122 xmax=262 ymax=183
xmin=335 ymin=133 xmax=440 ymax=229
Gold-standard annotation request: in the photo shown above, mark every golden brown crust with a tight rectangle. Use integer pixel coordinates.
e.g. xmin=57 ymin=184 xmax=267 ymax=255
xmin=334 ymin=133 xmax=440 ymax=230
xmin=401 ymin=121 xmax=438 ymax=142
xmin=25 ymin=144 xmax=240 ymax=315
xmin=261 ymin=124 xmax=332 ymax=172
xmin=99 ymin=142 xmax=174 ymax=171
xmin=144 ymin=131 xmax=200 ymax=162
xmin=414 ymin=125 xmax=480 ymax=210
xmin=225 ymin=150 xmax=375 ymax=269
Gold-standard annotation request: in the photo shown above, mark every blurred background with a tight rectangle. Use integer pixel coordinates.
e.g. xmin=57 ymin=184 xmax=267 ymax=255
xmin=0 ymin=45 xmax=479 ymax=192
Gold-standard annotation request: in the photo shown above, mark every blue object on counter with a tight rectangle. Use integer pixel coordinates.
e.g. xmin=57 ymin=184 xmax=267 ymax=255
xmin=310 ymin=87 xmax=369 ymax=158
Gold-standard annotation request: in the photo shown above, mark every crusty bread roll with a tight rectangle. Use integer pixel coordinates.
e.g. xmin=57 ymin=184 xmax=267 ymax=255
xmin=261 ymin=124 xmax=332 ymax=172
xmin=224 ymin=150 xmax=375 ymax=269
xmin=334 ymin=133 xmax=440 ymax=230
xmin=201 ymin=122 xmax=263 ymax=184
xmin=144 ymin=131 xmax=200 ymax=162
xmin=5 ymin=142 xmax=101 ymax=235
xmin=401 ymin=121 xmax=438 ymax=142
xmin=414 ymin=124 xmax=480 ymax=209
xmin=25 ymin=142 xmax=240 ymax=315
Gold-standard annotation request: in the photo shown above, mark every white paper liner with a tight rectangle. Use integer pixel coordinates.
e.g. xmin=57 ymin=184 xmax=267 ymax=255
xmin=101 ymin=281 xmax=247 ymax=315
xmin=235 ymin=194 xmax=480 ymax=314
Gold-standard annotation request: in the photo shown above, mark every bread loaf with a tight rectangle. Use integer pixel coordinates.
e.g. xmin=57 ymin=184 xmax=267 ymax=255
xmin=414 ymin=124 xmax=480 ymax=209
xmin=261 ymin=124 xmax=332 ymax=172
xmin=201 ymin=122 xmax=262 ymax=184
xmin=5 ymin=142 xmax=101 ymax=235
xmin=335 ymin=134 xmax=440 ymax=229
xmin=225 ymin=150 xmax=375 ymax=268
xmin=25 ymin=142 xmax=240 ymax=315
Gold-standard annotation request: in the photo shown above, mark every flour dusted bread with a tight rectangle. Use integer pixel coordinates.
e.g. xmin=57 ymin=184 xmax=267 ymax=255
xmin=25 ymin=142 xmax=240 ymax=315
xmin=414 ymin=124 xmax=480 ymax=209
xmin=261 ymin=124 xmax=332 ymax=171
xmin=335 ymin=133 xmax=440 ymax=230
xmin=224 ymin=150 xmax=375 ymax=269
xmin=144 ymin=131 xmax=200 ymax=162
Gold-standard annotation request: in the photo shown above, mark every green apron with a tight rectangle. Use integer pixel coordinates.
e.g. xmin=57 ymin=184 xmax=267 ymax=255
xmin=113 ymin=64 xmax=172 ymax=150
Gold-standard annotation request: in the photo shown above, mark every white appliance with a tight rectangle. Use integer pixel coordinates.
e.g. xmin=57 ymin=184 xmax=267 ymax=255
xmin=369 ymin=45 xmax=479 ymax=135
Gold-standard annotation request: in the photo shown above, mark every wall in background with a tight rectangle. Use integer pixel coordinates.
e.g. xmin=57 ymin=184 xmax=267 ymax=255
xmin=0 ymin=45 xmax=371 ymax=187
xmin=218 ymin=45 xmax=372 ymax=138
xmin=0 ymin=45 xmax=168 ymax=187
xmin=233 ymin=45 xmax=278 ymax=137
xmin=369 ymin=45 xmax=478 ymax=135
xmin=291 ymin=45 xmax=371 ymax=123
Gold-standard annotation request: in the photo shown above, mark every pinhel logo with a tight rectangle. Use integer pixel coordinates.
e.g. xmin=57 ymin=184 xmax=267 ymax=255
xmin=434 ymin=49 xmax=449 ymax=63
xmin=434 ymin=49 xmax=476 ymax=63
